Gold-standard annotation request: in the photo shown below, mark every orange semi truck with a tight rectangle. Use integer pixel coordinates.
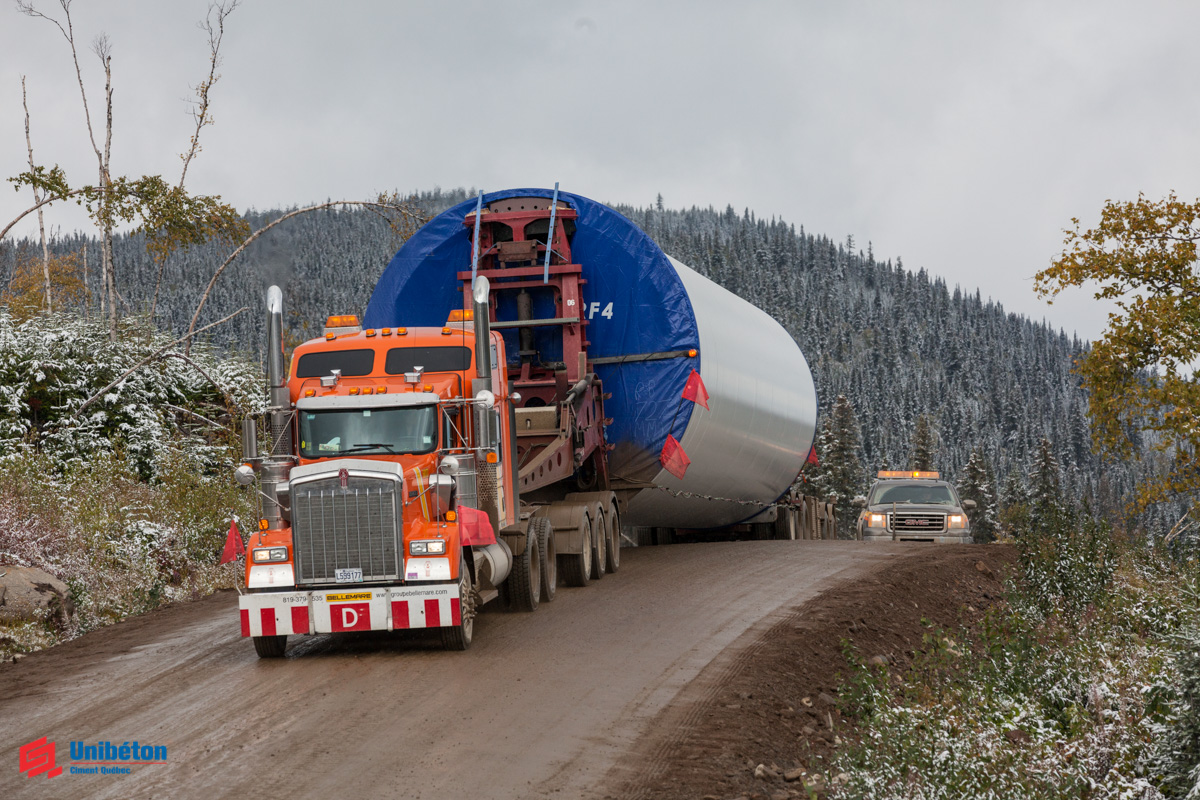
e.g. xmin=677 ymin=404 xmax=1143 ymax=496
xmin=236 ymin=277 xmax=583 ymax=656
xmin=234 ymin=189 xmax=819 ymax=658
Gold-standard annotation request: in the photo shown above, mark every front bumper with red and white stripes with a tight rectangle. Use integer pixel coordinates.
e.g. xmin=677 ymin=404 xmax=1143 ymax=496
xmin=239 ymin=584 xmax=463 ymax=638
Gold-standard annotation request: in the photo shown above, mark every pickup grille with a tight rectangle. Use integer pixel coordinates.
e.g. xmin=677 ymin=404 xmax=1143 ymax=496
xmin=291 ymin=476 xmax=402 ymax=585
xmin=892 ymin=513 xmax=946 ymax=534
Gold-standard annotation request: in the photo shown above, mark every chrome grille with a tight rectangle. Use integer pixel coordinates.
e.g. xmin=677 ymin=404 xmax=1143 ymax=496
xmin=292 ymin=475 xmax=401 ymax=585
xmin=892 ymin=513 xmax=946 ymax=534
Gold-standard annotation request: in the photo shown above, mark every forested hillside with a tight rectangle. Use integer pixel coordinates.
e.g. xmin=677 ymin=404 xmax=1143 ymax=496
xmin=0 ymin=188 xmax=1165 ymax=532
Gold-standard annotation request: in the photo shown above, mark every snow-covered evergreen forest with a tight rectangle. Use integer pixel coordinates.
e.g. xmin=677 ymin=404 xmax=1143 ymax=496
xmin=0 ymin=188 xmax=1166 ymax=533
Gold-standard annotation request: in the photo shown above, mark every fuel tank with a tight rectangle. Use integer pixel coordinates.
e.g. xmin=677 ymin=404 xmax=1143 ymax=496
xmin=364 ymin=189 xmax=817 ymax=528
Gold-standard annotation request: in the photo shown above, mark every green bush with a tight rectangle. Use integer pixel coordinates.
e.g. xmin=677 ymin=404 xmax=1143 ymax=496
xmin=1013 ymin=500 xmax=1117 ymax=624
xmin=828 ymin=533 xmax=1195 ymax=799
xmin=0 ymin=310 xmax=263 ymax=658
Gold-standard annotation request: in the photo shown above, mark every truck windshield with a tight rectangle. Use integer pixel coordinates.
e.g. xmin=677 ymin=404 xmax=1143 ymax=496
xmin=871 ymin=484 xmax=956 ymax=505
xmin=299 ymin=405 xmax=438 ymax=458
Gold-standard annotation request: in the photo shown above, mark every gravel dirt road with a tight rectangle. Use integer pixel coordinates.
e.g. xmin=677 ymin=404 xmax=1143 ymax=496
xmin=1 ymin=540 xmax=913 ymax=800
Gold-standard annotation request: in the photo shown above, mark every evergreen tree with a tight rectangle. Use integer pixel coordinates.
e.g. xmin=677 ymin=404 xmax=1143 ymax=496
xmin=911 ymin=414 xmax=938 ymax=471
xmin=958 ymin=447 xmax=999 ymax=543
xmin=1030 ymin=437 xmax=1062 ymax=510
xmin=998 ymin=471 xmax=1030 ymax=539
xmin=809 ymin=395 xmax=864 ymax=538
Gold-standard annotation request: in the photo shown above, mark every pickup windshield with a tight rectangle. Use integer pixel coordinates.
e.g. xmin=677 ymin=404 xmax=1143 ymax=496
xmin=870 ymin=484 xmax=957 ymax=506
xmin=299 ymin=405 xmax=438 ymax=458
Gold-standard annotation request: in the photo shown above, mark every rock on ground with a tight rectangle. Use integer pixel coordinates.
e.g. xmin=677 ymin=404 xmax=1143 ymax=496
xmin=0 ymin=565 xmax=75 ymax=628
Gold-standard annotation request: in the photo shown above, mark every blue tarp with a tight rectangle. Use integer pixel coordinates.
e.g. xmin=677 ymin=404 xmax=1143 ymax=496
xmin=363 ymin=188 xmax=700 ymax=480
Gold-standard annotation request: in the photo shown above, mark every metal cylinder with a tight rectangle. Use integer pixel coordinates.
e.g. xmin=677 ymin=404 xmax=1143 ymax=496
xmin=262 ymin=285 xmax=293 ymax=529
xmin=471 ymin=541 xmax=512 ymax=589
xmin=471 ymin=277 xmax=491 ymax=393
xmin=364 ymin=189 xmax=819 ymax=529
xmin=241 ymin=416 xmax=258 ymax=462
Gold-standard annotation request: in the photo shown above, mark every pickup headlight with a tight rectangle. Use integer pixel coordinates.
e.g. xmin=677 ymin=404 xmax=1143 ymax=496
xmin=947 ymin=514 xmax=967 ymax=529
xmin=867 ymin=513 xmax=887 ymax=528
xmin=409 ymin=540 xmax=447 ymax=556
xmin=252 ymin=546 xmax=289 ymax=563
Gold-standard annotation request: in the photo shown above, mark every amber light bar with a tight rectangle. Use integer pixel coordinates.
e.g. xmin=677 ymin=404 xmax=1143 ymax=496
xmin=877 ymin=470 xmax=940 ymax=480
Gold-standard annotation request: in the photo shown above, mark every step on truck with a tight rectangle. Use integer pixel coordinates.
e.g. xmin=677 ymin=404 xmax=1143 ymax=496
xmin=235 ymin=188 xmax=822 ymax=657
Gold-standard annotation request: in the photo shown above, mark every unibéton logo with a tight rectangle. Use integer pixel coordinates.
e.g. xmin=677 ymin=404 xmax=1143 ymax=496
xmin=18 ymin=736 xmax=168 ymax=778
xmin=19 ymin=737 xmax=62 ymax=779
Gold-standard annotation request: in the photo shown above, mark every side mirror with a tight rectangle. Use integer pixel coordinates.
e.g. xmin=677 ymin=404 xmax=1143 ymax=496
xmin=234 ymin=464 xmax=256 ymax=486
xmin=962 ymin=499 xmax=977 ymax=511
xmin=429 ymin=473 xmax=454 ymax=518
xmin=851 ymin=496 xmax=868 ymax=508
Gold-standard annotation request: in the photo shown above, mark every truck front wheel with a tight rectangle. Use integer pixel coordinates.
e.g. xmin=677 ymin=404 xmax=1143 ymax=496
xmin=441 ymin=557 xmax=475 ymax=650
xmin=253 ymin=635 xmax=287 ymax=658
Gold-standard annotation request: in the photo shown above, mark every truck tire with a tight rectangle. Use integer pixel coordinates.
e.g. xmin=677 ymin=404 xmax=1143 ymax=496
xmin=534 ymin=516 xmax=557 ymax=603
xmin=605 ymin=501 xmax=621 ymax=573
xmin=441 ymin=557 xmax=475 ymax=650
xmin=558 ymin=511 xmax=593 ymax=587
xmin=590 ymin=503 xmax=607 ymax=581
xmin=507 ymin=522 xmax=541 ymax=612
xmin=253 ymin=635 xmax=287 ymax=658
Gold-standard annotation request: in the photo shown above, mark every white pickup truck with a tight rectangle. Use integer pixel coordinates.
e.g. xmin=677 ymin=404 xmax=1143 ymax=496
xmin=852 ymin=471 xmax=976 ymax=544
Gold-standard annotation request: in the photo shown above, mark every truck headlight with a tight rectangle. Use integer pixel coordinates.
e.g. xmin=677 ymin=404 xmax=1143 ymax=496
xmin=948 ymin=515 xmax=967 ymax=529
xmin=252 ymin=546 xmax=289 ymax=563
xmin=867 ymin=513 xmax=887 ymax=528
xmin=409 ymin=540 xmax=447 ymax=556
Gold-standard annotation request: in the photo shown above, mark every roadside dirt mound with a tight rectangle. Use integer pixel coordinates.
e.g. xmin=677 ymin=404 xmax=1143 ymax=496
xmin=611 ymin=544 xmax=1016 ymax=800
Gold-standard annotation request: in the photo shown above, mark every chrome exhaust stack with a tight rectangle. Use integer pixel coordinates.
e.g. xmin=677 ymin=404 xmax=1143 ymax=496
xmin=257 ymin=285 xmax=293 ymax=529
xmin=471 ymin=277 xmax=496 ymax=452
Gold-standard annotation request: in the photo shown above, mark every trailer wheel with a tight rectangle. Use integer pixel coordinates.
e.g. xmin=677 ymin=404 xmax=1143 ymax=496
xmin=605 ymin=500 xmax=621 ymax=573
xmin=441 ymin=557 xmax=475 ymax=650
xmin=534 ymin=516 xmax=557 ymax=603
xmin=558 ymin=512 xmax=593 ymax=587
xmin=253 ymin=635 xmax=287 ymax=659
xmin=590 ymin=503 xmax=607 ymax=581
xmin=507 ymin=524 xmax=541 ymax=612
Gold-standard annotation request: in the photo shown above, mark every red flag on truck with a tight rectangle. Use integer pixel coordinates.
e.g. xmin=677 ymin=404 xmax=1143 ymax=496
xmin=458 ymin=505 xmax=497 ymax=546
xmin=219 ymin=517 xmax=244 ymax=565
xmin=660 ymin=434 xmax=691 ymax=480
xmin=681 ymin=369 xmax=709 ymax=410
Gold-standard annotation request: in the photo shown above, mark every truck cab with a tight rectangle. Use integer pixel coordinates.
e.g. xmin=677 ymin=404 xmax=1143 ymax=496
xmin=852 ymin=471 xmax=975 ymax=544
xmin=236 ymin=288 xmax=534 ymax=658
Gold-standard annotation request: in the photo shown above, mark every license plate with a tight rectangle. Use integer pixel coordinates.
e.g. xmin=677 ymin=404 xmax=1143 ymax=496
xmin=335 ymin=568 xmax=363 ymax=583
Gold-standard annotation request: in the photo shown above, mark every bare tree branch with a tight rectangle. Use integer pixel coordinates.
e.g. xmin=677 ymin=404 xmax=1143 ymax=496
xmin=178 ymin=1 xmax=238 ymax=188
xmin=21 ymin=76 xmax=51 ymax=311
xmin=154 ymin=0 xmax=240 ymax=318
xmin=186 ymin=199 xmax=425 ymax=353
xmin=19 ymin=0 xmax=117 ymax=334
xmin=160 ymin=351 xmax=225 ymax=400
xmin=164 ymin=403 xmax=228 ymax=430
xmin=0 ymin=189 xmax=87 ymax=243
xmin=74 ymin=306 xmax=247 ymax=418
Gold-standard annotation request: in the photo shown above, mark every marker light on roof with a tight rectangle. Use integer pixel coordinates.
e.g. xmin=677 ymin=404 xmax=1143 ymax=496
xmin=877 ymin=470 xmax=940 ymax=480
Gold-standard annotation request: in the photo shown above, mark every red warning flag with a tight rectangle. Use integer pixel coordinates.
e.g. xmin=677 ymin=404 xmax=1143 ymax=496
xmin=681 ymin=369 xmax=709 ymax=410
xmin=219 ymin=517 xmax=245 ymax=565
xmin=806 ymin=445 xmax=819 ymax=466
xmin=458 ymin=505 xmax=497 ymax=546
xmin=660 ymin=434 xmax=691 ymax=480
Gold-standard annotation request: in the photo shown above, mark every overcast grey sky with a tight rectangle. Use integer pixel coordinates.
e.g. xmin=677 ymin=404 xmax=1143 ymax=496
xmin=3 ymin=1 xmax=1198 ymax=341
